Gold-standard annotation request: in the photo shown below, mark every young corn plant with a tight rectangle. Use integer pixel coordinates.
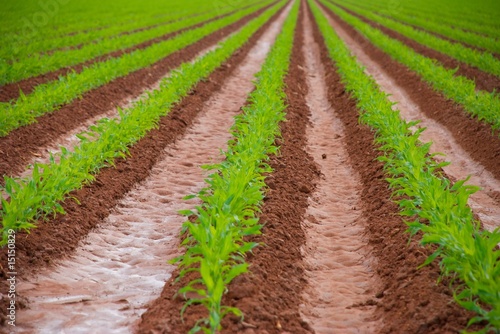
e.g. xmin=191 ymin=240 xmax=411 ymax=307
xmin=170 ymin=1 xmax=299 ymax=332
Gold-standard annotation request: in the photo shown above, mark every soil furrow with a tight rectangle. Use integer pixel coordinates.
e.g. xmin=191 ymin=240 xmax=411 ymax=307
xmin=138 ymin=3 xmax=319 ymax=333
xmin=334 ymin=3 xmax=500 ymax=93
xmin=14 ymin=18 xmax=273 ymax=329
xmin=0 ymin=4 xmax=274 ymax=186
xmin=317 ymin=0 xmax=500 ymax=187
xmin=0 ymin=4 xmax=285 ymax=327
xmin=311 ymin=2 xmax=478 ymax=333
xmin=299 ymin=6 xmax=381 ymax=333
xmin=320 ymin=2 xmax=500 ymax=230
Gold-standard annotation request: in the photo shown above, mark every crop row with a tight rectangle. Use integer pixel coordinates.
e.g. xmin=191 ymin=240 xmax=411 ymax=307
xmin=0 ymin=0 xmax=285 ymax=246
xmin=0 ymin=0 xmax=212 ymax=45
xmin=0 ymin=1 xmax=268 ymax=85
xmin=0 ymin=0 xmax=275 ymax=137
xmin=340 ymin=0 xmax=500 ymax=38
xmin=0 ymin=0 xmax=227 ymax=62
xmin=335 ymin=0 xmax=500 ymax=55
xmin=319 ymin=0 xmax=500 ymax=131
xmin=311 ymin=0 xmax=500 ymax=331
xmin=171 ymin=2 xmax=298 ymax=332
xmin=330 ymin=0 xmax=500 ymax=77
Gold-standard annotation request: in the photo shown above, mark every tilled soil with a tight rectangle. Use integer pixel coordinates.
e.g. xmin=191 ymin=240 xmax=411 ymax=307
xmin=300 ymin=7 xmax=381 ymax=333
xmin=1 ymin=1 xmax=498 ymax=333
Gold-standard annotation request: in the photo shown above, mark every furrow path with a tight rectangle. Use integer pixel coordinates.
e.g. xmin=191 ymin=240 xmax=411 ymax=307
xmin=299 ymin=7 xmax=381 ymax=333
xmin=320 ymin=1 xmax=500 ymax=232
xmin=12 ymin=5 xmax=289 ymax=332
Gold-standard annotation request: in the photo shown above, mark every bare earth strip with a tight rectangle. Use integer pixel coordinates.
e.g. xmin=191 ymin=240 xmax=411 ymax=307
xmin=300 ymin=8 xmax=381 ymax=333
xmin=320 ymin=2 xmax=500 ymax=232
xmin=12 ymin=5 xmax=291 ymax=333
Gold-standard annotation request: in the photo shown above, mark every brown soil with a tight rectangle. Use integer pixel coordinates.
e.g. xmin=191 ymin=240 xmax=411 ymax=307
xmin=318 ymin=1 xmax=500 ymax=184
xmin=300 ymin=7 xmax=381 ymax=332
xmin=333 ymin=2 xmax=500 ymax=93
xmin=137 ymin=3 xmax=320 ymax=333
xmin=0 ymin=4 xmax=284 ymax=327
xmin=0 ymin=4 xmax=274 ymax=185
xmin=310 ymin=2 xmax=481 ymax=333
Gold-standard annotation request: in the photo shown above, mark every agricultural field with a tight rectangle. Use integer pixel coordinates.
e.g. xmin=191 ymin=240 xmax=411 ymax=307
xmin=0 ymin=0 xmax=499 ymax=332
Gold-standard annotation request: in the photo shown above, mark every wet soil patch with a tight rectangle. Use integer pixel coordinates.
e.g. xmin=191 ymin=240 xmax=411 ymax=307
xmin=0 ymin=4 xmax=274 ymax=185
xmin=137 ymin=4 xmax=320 ymax=333
xmin=311 ymin=2 xmax=479 ymax=333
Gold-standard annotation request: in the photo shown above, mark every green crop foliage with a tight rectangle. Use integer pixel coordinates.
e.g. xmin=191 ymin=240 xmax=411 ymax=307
xmin=0 ymin=0 xmax=245 ymax=61
xmin=0 ymin=1 xmax=286 ymax=246
xmin=311 ymin=0 xmax=500 ymax=331
xmin=170 ymin=1 xmax=298 ymax=332
xmin=0 ymin=1 xmax=270 ymax=85
xmin=319 ymin=0 xmax=500 ymax=133
xmin=334 ymin=0 xmax=500 ymax=55
xmin=0 ymin=0 xmax=274 ymax=137
xmin=336 ymin=0 xmax=500 ymax=41
xmin=329 ymin=0 xmax=500 ymax=78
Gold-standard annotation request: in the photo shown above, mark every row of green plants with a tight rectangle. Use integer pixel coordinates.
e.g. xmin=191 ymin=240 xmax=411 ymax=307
xmin=171 ymin=2 xmax=298 ymax=332
xmin=0 ymin=0 xmax=206 ymax=45
xmin=341 ymin=1 xmax=500 ymax=53
xmin=0 ymin=0 xmax=222 ymax=62
xmin=0 ymin=0 xmax=284 ymax=247
xmin=336 ymin=0 xmax=500 ymax=40
xmin=320 ymin=0 xmax=500 ymax=131
xmin=0 ymin=1 xmax=271 ymax=85
xmin=333 ymin=0 xmax=500 ymax=60
xmin=0 ymin=1 xmax=276 ymax=137
xmin=311 ymin=0 xmax=500 ymax=331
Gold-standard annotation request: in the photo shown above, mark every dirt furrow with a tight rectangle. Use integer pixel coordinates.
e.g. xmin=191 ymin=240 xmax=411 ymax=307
xmin=317 ymin=0 xmax=500 ymax=187
xmin=138 ymin=4 xmax=319 ymax=333
xmin=298 ymin=7 xmax=381 ymax=333
xmin=0 ymin=5 xmax=285 ymax=327
xmin=320 ymin=2 xmax=500 ymax=231
xmin=0 ymin=4 xmax=274 ymax=186
xmin=311 ymin=2 xmax=477 ymax=333
xmin=334 ymin=4 xmax=500 ymax=93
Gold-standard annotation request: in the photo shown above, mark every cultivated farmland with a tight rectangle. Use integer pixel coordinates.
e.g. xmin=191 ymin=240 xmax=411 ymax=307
xmin=1 ymin=0 xmax=499 ymax=333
